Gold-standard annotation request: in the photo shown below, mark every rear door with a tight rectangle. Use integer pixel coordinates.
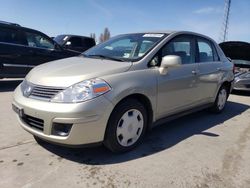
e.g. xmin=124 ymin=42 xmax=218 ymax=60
xmin=0 ymin=26 xmax=30 ymax=77
xmin=195 ymin=37 xmax=224 ymax=102
xmin=156 ymin=35 xmax=199 ymax=117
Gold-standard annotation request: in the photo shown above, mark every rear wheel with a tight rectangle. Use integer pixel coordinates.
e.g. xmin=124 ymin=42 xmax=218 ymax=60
xmin=104 ymin=99 xmax=147 ymax=153
xmin=210 ymin=85 xmax=229 ymax=113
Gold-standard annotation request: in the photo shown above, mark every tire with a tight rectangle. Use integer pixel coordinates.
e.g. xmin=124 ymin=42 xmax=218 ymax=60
xmin=210 ymin=85 xmax=229 ymax=113
xmin=104 ymin=99 xmax=148 ymax=153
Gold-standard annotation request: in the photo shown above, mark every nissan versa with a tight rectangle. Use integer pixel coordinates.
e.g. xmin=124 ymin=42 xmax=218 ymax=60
xmin=13 ymin=31 xmax=234 ymax=152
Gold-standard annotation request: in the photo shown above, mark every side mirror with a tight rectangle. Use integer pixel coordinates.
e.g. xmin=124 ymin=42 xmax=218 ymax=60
xmin=159 ymin=55 xmax=182 ymax=75
xmin=54 ymin=43 xmax=62 ymax=51
xmin=65 ymin=41 xmax=71 ymax=46
xmin=161 ymin=55 xmax=182 ymax=68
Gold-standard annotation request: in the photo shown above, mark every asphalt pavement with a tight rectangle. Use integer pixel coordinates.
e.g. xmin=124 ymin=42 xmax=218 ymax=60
xmin=0 ymin=80 xmax=249 ymax=188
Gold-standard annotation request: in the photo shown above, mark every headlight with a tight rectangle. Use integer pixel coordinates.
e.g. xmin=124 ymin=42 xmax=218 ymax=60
xmin=51 ymin=78 xmax=111 ymax=103
xmin=20 ymin=80 xmax=34 ymax=97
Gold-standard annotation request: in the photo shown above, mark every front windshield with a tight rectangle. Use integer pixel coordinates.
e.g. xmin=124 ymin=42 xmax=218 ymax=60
xmin=83 ymin=33 xmax=166 ymax=62
xmin=232 ymin=59 xmax=250 ymax=65
xmin=53 ymin=35 xmax=67 ymax=45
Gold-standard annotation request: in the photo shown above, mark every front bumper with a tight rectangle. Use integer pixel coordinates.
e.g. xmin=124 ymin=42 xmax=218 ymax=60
xmin=234 ymin=77 xmax=250 ymax=91
xmin=12 ymin=85 xmax=114 ymax=146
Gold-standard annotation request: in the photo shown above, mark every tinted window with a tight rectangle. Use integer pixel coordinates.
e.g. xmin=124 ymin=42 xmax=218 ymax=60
xmin=68 ymin=37 xmax=82 ymax=47
xmin=25 ymin=32 xmax=55 ymax=49
xmin=83 ymin=38 xmax=95 ymax=47
xmin=0 ymin=27 xmax=24 ymax=45
xmin=197 ymin=39 xmax=214 ymax=62
xmin=161 ymin=35 xmax=195 ymax=64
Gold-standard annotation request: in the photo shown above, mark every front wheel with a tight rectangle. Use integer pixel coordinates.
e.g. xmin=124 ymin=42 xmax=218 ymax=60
xmin=104 ymin=99 xmax=147 ymax=153
xmin=210 ymin=85 xmax=229 ymax=113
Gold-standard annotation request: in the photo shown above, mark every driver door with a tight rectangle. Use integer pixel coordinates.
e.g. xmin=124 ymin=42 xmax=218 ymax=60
xmin=156 ymin=35 xmax=199 ymax=118
xmin=22 ymin=30 xmax=66 ymax=73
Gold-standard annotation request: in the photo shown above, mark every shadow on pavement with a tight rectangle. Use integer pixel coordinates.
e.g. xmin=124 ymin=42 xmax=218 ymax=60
xmin=232 ymin=90 xmax=250 ymax=97
xmin=0 ymin=79 xmax=22 ymax=92
xmin=37 ymin=101 xmax=250 ymax=165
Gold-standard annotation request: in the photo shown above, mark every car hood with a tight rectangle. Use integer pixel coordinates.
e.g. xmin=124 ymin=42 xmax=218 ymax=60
xmin=26 ymin=56 xmax=132 ymax=87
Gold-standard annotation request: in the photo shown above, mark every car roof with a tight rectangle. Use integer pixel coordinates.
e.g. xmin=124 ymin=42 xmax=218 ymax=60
xmin=0 ymin=21 xmax=52 ymax=38
xmin=120 ymin=30 xmax=215 ymax=40
xmin=56 ymin=34 xmax=94 ymax=40
xmin=0 ymin=20 xmax=20 ymax=27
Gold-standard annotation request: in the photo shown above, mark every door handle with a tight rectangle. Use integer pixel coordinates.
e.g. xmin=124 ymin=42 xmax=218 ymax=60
xmin=217 ymin=68 xmax=222 ymax=71
xmin=28 ymin=50 xmax=35 ymax=55
xmin=192 ymin=70 xmax=197 ymax=75
xmin=13 ymin=54 xmax=21 ymax=58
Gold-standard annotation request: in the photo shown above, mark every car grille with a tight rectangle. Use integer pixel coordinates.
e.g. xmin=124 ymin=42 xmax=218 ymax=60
xmin=30 ymin=85 xmax=64 ymax=100
xmin=22 ymin=115 xmax=44 ymax=131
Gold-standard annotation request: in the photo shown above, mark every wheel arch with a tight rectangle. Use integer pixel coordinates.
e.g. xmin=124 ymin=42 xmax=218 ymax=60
xmin=218 ymin=80 xmax=232 ymax=98
xmin=106 ymin=93 xmax=154 ymax=132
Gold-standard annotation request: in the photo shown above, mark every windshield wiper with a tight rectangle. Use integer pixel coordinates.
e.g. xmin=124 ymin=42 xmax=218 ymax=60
xmin=83 ymin=54 xmax=126 ymax=62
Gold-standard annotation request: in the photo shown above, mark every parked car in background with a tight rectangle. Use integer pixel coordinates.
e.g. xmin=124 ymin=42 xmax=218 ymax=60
xmin=0 ymin=21 xmax=80 ymax=78
xmin=220 ymin=41 xmax=250 ymax=91
xmin=53 ymin=35 xmax=96 ymax=53
xmin=13 ymin=31 xmax=234 ymax=152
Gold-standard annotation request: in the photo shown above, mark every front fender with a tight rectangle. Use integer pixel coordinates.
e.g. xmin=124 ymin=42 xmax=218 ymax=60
xmin=101 ymin=68 xmax=158 ymax=120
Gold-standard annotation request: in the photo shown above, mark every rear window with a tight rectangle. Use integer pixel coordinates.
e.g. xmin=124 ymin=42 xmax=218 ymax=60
xmin=83 ymin=38 xmax=95 ymax=47
xmin=68 ymin=37 xmax=82 ymax=47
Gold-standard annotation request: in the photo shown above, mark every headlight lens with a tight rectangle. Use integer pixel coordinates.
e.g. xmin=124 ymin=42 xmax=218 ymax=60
xmin=51 ymin=78 xmax=111 ymax=103
xmin=20 ymin=80 xmax=34 ymax=97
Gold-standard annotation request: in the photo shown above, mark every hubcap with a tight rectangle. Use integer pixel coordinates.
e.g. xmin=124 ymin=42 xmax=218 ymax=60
xmin=116 ymin=109 xmax=144 ymax=147
xmin=217 ymin=89 xmax=227 ymax=110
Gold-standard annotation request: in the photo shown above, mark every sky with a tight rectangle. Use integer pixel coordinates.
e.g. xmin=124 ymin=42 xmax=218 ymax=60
xmin=0 ymin=0 xmax=249 ymax=42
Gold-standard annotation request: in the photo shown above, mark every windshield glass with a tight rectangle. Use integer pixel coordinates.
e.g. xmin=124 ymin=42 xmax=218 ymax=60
xmin=83 ymin=33 xmax=166 ymax=62
xmin=232 ymin=59 xmax=250 ymax=65
xmin=53 ymin=35 xmax=68 ymax=45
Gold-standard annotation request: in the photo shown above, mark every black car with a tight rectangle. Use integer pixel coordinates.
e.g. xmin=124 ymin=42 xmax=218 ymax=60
xmin=0 ymin=21 xmax=80 ymax=78
xmin=220 ymin=41 xmax=250 ymax=91
xmin=53 ymin=35 xmax=96 ymax=53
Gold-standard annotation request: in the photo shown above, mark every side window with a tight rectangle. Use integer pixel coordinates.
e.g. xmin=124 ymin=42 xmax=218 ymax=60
xmin=68 ymin=37 xmax=82 ymax=47
xmin=25 ymin=32 xmax=55 ymax=49
xmin=0 ymin=27 xmax=24 ymax=45
xmin=83 ymin=38 xmax=95 ymax=48
xmin=161 ymin=36 xmax=195 ymax=64
xmin=197 ymin=38 xmax=214 ymax=62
